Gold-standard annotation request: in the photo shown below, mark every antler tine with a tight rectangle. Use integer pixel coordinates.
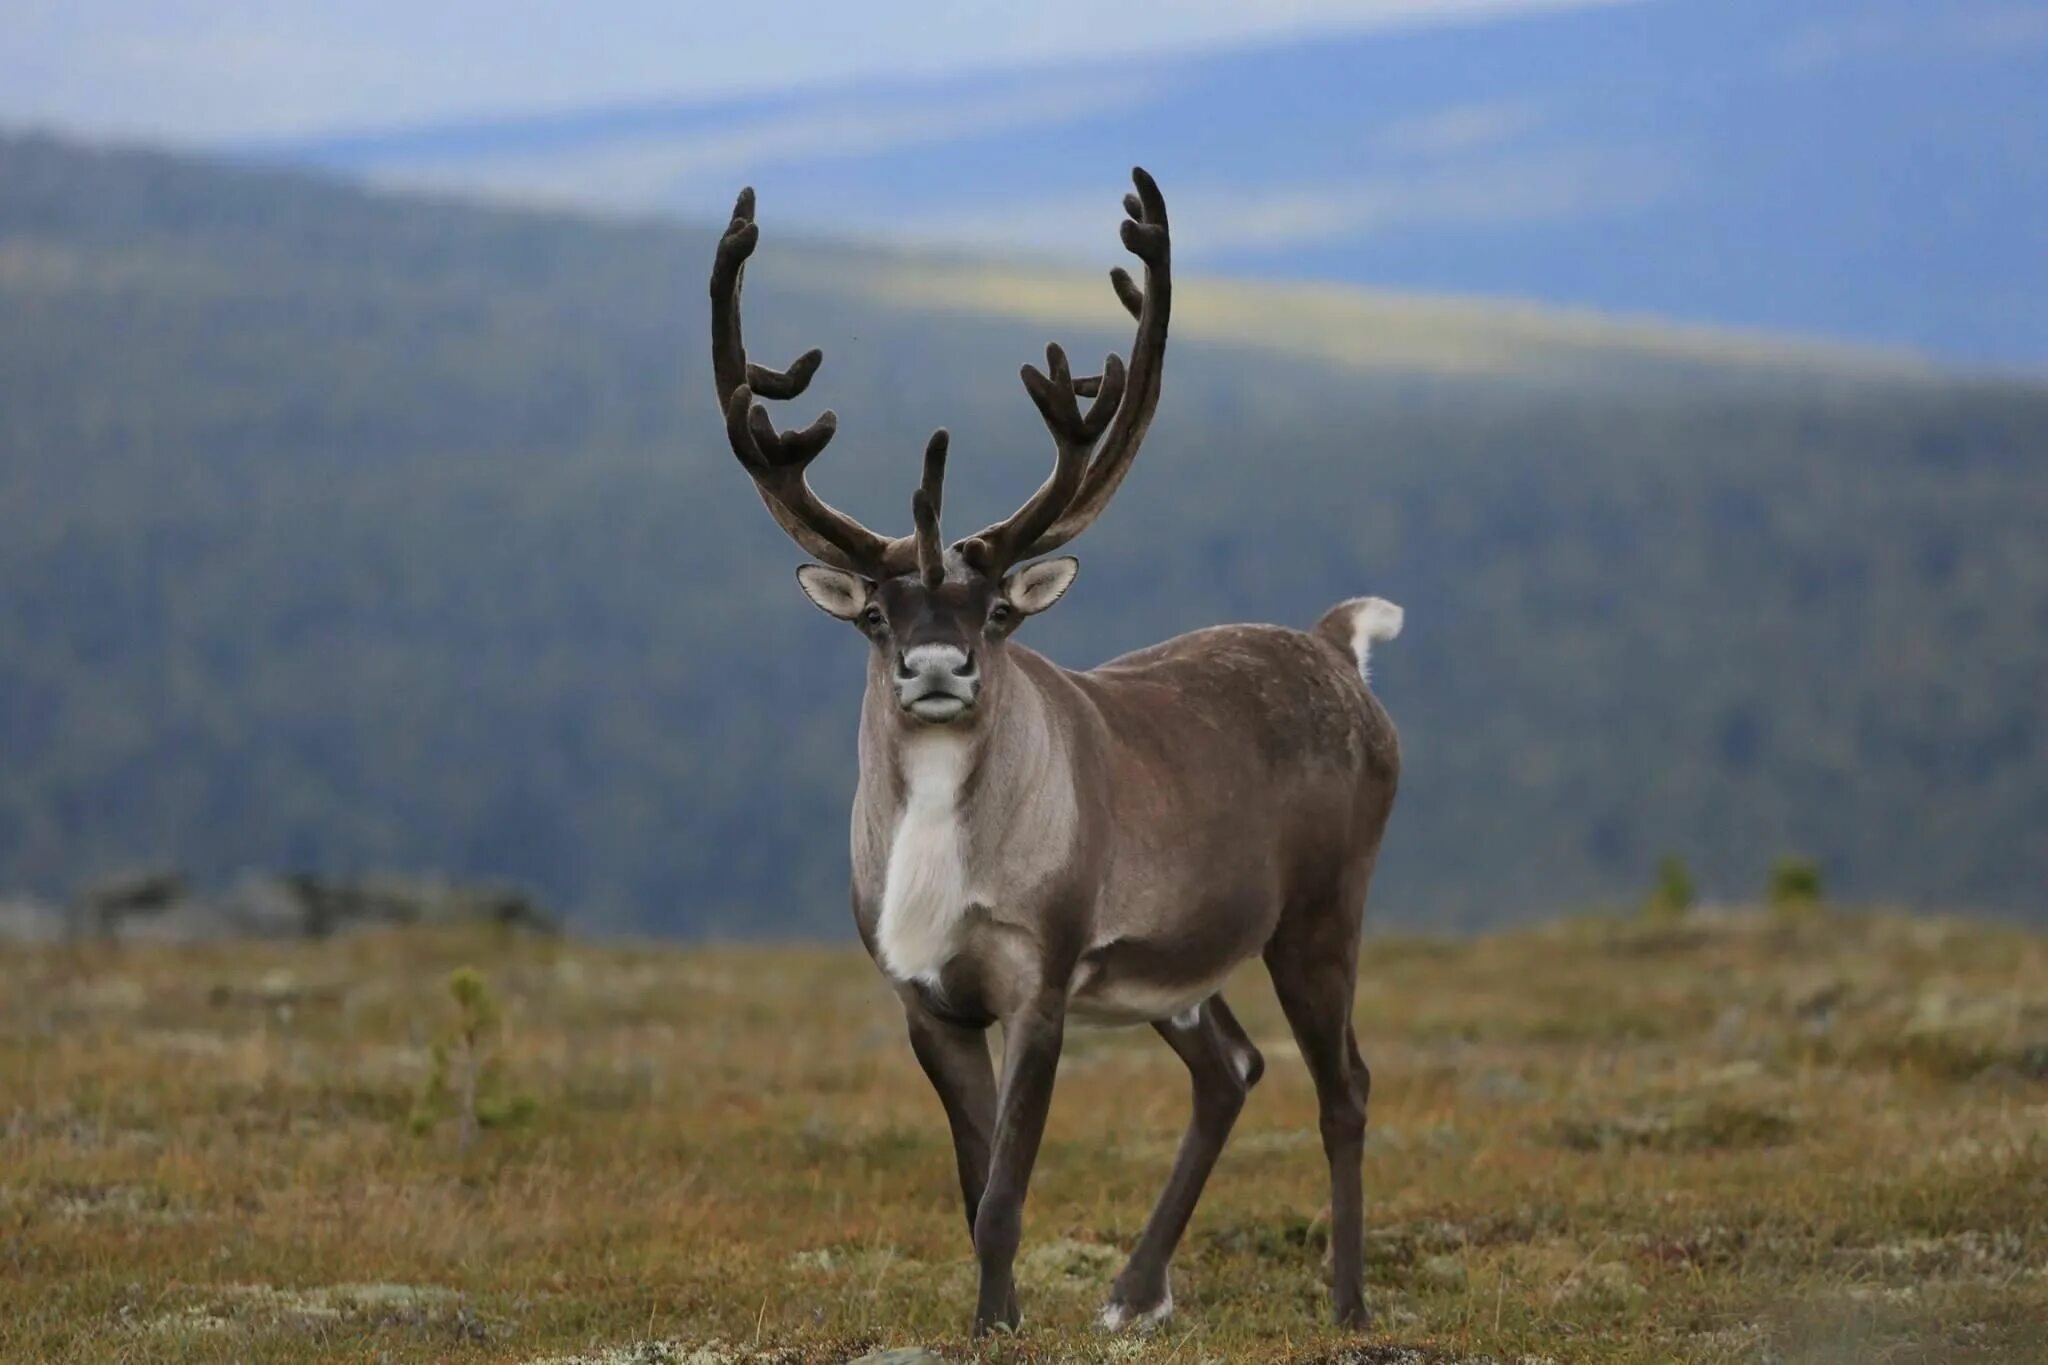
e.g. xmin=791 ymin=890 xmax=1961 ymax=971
xmin=963 ymin=341 xmax=1118 ymax=567
xmin=920 ymin=429 xmax=949 ymax=516
xmin=967 ymin=168 xmax=1171 ymax=571
xmin=722 ymin=386 xmax=900 ymax=570
xmin=912 ymin=431 xmax=949 ymax=588
xmin=1109 ymin=266 xmax=1145 ymax=320
xmin=746 ymin=348 xmax=822 ymax=401
xmin=712 ymin=203 xmax=821 ymax=401
xmin=1067 ymin=347 xmax=1131 ymax=400
xmin=1081 ymin=353 xmax=1127 ymax=438
xmin=709 ymin=187 xmax=919 ymax=576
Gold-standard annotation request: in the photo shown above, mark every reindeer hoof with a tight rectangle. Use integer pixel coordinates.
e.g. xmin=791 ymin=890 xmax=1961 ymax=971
xmin=1098 ymin=1284 xmax=1173 ymax=1333
xmin=971 ymin=1294 xmax=1022 ymax=1338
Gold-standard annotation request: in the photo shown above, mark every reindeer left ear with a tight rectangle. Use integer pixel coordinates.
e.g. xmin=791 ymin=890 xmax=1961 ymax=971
xmin=1002 ymin=556 xmax=1080 ymax=617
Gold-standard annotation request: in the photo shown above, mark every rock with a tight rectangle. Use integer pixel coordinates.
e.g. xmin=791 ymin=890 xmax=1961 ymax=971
xmin=252 ymin=969 xmax=301 ymax=1005
xmin=73 ymin=869 xmax=186 ymax=935
xmin=845 ymin=1352 xmax=954 ymax=1365
xmin=0 ymin=869 xmax=561 ymax=943
xmin=107 ymin=898 xmax=244 ymax=943
xmin=0 ymin=895 xmax=63 ymax=943
xmin=215 ymin=873 xmax=318 ymax=938
xmin=291 ymin=874 xmax=558 ymax=937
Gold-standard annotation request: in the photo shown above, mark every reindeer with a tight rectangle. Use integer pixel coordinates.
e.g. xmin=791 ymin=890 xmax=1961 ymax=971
xmin=706 ymin=169 xmax=1402 ymax=1336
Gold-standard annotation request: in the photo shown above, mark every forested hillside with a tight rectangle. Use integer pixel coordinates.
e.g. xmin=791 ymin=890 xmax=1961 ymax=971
xmin=2 ymin=131 xmax=2043 ymax=932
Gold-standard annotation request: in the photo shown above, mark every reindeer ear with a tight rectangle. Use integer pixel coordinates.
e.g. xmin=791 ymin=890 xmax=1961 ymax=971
xmin=795 ymin=564 xmax=873 ymax=621
xmin=1002 ymin=557 xmax=1079 ymax=617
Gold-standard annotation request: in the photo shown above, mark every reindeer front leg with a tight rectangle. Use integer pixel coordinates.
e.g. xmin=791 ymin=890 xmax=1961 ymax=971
xmin=901 ymin=995 xmax=1021 ymax=1325
xmin=902 ymin=998 xmax=998 ymax=1233
xmin=972 ymin=988 xmax=1067 ymax=1335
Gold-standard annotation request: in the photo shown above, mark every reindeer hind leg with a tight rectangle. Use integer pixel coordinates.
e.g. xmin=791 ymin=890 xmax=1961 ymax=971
xmin=1103 ymin=994 xmax=1264 ymax=1330
xmin=1264 ymin=888 xmax=1372 ymax=1329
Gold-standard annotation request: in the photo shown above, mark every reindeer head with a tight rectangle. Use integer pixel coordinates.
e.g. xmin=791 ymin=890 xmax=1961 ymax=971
xmin=709 ymin=170 xmax=1171 ymax=727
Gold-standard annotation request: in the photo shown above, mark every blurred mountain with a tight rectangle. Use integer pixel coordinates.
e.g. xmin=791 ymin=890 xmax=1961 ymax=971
xmin=2 ymin=130 xmax=2044 ymax=933
xmin=259 ymin=0 xmax=2048 ymax=366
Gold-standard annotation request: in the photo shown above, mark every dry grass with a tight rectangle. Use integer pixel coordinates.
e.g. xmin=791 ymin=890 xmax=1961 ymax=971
xmin=800 ymin=256 xmax=1936 ymax=383
xmin=3 ymin=908 xmax=2045 ymax=1363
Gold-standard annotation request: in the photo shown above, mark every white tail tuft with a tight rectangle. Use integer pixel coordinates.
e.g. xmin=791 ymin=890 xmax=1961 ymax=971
xmin=1346 ymin=597 xmax=1404 ymax=680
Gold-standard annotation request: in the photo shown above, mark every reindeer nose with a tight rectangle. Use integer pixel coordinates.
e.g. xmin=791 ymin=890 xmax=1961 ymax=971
xmin=895 ymin=645 xmax=979 ymax=717
xmin=899 ymin=644 xmax=973 ymax=681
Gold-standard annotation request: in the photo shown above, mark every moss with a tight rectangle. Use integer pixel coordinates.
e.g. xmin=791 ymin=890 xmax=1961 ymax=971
xmin=1550 ymin=1102 xmax=1796 ymax=1153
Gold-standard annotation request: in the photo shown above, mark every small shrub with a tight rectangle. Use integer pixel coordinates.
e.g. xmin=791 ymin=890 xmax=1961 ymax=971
xmin=409 ymin=966 xmax=537 ymax=1148
xmin=1644 ymin=854 xmax=1696 ymax=924
xmin=1768 ymin=856 xmax=1824 ymax=919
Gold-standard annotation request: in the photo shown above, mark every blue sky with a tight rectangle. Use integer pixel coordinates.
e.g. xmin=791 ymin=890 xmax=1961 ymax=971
xmin=5 ymin=0 xmax=2045 ymax=364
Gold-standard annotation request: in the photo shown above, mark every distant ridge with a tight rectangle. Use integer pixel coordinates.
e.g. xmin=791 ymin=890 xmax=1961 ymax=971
xmin=2 ymin=127 xmax=2044 ymax=932
xmin=0 ymin=126 xmax=1965 ymax=384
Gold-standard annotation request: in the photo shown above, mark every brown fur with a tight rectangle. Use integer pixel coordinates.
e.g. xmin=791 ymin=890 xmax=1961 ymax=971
xmin=838 ymin=617 xmax=1399 ymax=1334
xmin=854 ymin=623 xmax=1398 ymax=1029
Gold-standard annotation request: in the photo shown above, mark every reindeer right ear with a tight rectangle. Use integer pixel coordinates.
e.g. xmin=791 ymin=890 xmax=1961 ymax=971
xmin=795 ymin=564 xmax=873 ymax=620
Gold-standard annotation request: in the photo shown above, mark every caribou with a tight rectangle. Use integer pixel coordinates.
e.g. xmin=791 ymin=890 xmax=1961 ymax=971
xmin=706 ymin=168 xmax=1403 ymax=1335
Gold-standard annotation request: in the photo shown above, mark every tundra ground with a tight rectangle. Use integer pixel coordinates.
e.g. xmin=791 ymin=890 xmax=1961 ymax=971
xmin=3 ymin=909 xmax=2045 ymax=1363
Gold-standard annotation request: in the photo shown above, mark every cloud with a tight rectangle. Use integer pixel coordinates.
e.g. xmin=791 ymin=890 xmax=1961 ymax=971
xmin=873 ymin=147 xmax=1675 ymax=259
xmin=361 ymin=78 xmax=1168 ymax=213
xmin=1771 ymin=4 xmax=2048 ymax=74
xmin=1376 ymin=100 xmax=1548 ymax=158
xmin=2 ymin=0 xmax=1641 ymax=144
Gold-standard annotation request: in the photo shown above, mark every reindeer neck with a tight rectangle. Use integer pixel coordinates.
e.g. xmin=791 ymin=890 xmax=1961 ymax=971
xmin=856 ymin=648 xmax=1068 ymax=827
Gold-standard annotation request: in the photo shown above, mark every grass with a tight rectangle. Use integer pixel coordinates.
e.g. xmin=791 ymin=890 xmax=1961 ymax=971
xmin=3 ymin=908 xmax=2044 ymax=1363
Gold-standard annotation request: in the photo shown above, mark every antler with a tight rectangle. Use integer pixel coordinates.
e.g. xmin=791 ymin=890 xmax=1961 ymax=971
xmin=963 ymin=167 xmax=1171 ymax=573
xmin=710 ymin=188 xmax=931 ymax=578
xmin=708 ymin=172 xmax=1168 ymax=582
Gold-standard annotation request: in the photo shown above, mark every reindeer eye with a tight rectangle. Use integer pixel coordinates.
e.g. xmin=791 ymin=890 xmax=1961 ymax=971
xmin=989 ymin=602 xmax=1014 ymax=625
xmin=860 ymin=606 xmax=885 ymax=629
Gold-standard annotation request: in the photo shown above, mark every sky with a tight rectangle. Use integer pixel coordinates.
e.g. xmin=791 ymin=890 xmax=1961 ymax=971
xmin=5 ymin=0 xmax=2045 ymax=365
xmin=3 ymin=1 xmax=1638 ymax=142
